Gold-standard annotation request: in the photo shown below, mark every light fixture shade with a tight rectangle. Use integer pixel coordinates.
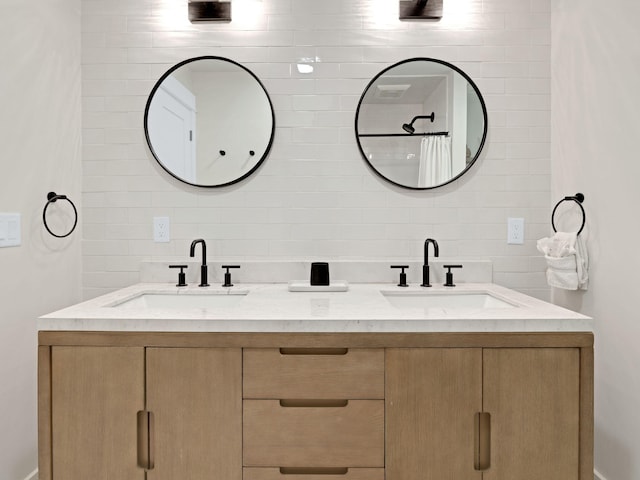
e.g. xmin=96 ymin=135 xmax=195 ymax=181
xmin=399 ymin=0 xmax=443 ymax=20
xmin=189 ymin=1 xmax=231 ymax=22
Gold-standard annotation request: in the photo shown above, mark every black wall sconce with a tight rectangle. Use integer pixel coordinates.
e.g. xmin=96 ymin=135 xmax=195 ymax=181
xmin=189 ymin=1 xmax=231 ymax=22
xmin=399 ymin=0 xmax=443 ymax=20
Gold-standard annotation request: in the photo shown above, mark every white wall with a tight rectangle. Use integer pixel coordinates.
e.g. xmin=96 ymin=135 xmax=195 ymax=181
xmin=0 ymin=0 xmax=82 ymax=478
xmin=81 ymin=0 xmax=554 ymax=301
xmin=551 ymin=1 xmax=640 ymax=479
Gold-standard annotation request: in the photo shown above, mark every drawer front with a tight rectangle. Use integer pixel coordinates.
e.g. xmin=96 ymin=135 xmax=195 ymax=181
xmin=244 ymin=468 xmax=385 ymax=480
xmin=243 ymin=348 xmax=384 ymax=399
xmin=243 ymin=400 xmax=384 ymax=467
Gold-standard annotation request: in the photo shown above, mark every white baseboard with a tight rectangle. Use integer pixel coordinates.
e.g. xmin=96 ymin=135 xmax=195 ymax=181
xmin=594 ymin=469 xmax=607 ymax=480
xmin=23 ymin=469 xmax=38 ymax=480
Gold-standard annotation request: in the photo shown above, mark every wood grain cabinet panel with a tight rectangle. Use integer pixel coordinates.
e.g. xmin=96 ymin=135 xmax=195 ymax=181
xmin=146 ymin=347 xmax=242 ymax=480
xmin=386 ymin=347 xmax=582 ymax=480
xmin=386 ymin=348 xmax=483 ymax=480
xmin=243 ymin=348 xmax=384 ymax=399
xmin=243 ymin=399 xmax=384 ymax=468
xmin=48 ymin=346 xmax=242 ymax=480
xmin=51 ymin=346 xmax=145 ymax=480
xmin=483 ymin=348 xmax=580 ymax=480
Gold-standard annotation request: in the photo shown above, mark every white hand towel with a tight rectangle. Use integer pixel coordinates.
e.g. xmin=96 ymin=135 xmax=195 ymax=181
xmin=575 ymin=234 xmax=589 ymax=290
xmin=544 ymin=255 xmax=579 ymax=290
xmin=536 ymin=231 xmax=588 ymax=291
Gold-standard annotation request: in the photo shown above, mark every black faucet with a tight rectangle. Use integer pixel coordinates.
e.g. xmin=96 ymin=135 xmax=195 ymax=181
xmin=421 ymin=238 xmax=439 ymax=287
xmin=190 ymin=239 xmax=209 ymax=287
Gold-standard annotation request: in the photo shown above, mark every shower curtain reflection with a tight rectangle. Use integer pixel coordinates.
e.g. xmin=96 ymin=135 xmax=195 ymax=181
xmin=418 ymin=135 xmax=452 ymax=188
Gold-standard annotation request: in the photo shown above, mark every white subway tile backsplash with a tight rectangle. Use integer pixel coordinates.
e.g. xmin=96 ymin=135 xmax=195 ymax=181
xmin=82 ymin=47 xmax=128 ymax=64
xmin=104 ymin=128 xmax=140 ymax=144
xmin=83 ymin=271 xmax=140 ymax=288
xmin=105 ymin=191 xmax=152 ymax=208
xmin=292 ymin=94 xmax=341 ymax=111
xmin=83 ymin=239 xmax=129 ymax=256
xmin=311 ymin=48 xmax=363 ymax=64
xmin=103 ymin=255 xmax=148 ymax=272
xmin=83 ymin=79 xmax=127 ymax=96
xmin=80 ymin=0 xmax=551 ymax=298
xmin=106 ymin=32 xmax=153 ymax=48
xmin=292 ymin=127 xmax=340 ymax=144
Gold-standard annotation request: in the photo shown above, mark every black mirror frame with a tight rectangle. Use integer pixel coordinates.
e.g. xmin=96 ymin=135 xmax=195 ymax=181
xmin=144 ymin=56 xmax=276 ymax=188
xmin=354 ymin=57 xmax=488 ymax=190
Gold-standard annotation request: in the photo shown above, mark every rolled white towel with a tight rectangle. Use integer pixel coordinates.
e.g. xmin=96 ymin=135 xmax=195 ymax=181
xmin=544 ymin=255 xmax=577 ymax=271
xmin=537 ymin=231 xmax=589 ymax=291
xmin=546 ymin=266 xmax=579 ymax=290
xmin=536 ymin=231 xmax=576 ymax=257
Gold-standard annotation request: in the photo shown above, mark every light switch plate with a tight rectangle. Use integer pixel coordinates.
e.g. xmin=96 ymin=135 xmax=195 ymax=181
xmin=0 ymin=213 xmax=21 ymax=247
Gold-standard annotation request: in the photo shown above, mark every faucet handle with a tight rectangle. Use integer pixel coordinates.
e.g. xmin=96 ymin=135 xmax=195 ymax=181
xmin=221 ymin=265 xmax=240 ymax=287
xmin=443 ymin=264 xmax=463 ymax=287
xmin=169 ymin=264 xmax=188 ymax=287
xmin=390 ymin=265 xmax=410 ymax=287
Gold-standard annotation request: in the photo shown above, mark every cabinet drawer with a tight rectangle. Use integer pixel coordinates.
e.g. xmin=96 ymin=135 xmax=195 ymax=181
xmin=243 ymin=400 xmax=384 ymax=467
xmin=244 ymin=468 xmax=385 ymax=480
xmin=243 ymin=348 xmax=384 ymax=399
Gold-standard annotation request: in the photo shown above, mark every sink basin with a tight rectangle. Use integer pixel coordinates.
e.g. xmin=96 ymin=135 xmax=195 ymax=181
xmin=381 ymin=290 xmax=517 ymax=310
xmin=111 ymin=291 xmax=249 ymax=309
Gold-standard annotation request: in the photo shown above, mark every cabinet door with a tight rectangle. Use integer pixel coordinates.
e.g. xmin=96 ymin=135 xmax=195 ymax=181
xmin=386 ymin=348 xmax=483 ymax=480
xmin=146 ymin=348 xmax=242 ymax=480
xmin=483 ymin=348 xmax=580 ymax=480
xmin=51 ymin=346 xmax=145 ymax=480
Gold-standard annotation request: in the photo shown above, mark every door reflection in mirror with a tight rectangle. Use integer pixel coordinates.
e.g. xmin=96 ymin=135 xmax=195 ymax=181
xmin=145 ymin=56 xmax=275 ymax=188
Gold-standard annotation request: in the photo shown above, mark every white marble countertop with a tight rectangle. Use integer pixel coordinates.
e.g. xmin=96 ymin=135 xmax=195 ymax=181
xmin=38 ymin=282 xmax=592 ymax=333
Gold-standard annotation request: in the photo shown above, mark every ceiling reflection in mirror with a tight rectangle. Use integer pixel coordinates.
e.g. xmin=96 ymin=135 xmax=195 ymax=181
xmin=145 ymin=56 xmax=275 ymax=188
xmin=355 ymin=58 xmax=487 ymax=190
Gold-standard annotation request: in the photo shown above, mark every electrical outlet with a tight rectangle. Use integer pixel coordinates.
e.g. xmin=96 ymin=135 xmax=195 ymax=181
xmin=153 ymin=216 xmax=170 ymax=243
xmin=507 ymin=217 xmax=524 ymax=245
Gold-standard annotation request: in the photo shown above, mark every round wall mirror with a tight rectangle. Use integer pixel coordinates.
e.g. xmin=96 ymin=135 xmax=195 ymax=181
xmin=144 ymin=56 xmax=275 ymax=188
xmin=355 ymin=58 xmax=488 ymax=190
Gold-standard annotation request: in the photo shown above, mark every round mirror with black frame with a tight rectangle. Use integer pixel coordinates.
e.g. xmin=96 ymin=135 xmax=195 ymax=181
xmin=144 ymin=56 xmax=275 ymax=188
xmin=355 ymin=58 xmax=488 ymax=190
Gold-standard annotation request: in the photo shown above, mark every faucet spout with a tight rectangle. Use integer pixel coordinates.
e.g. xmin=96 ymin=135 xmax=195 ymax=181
xmin=190 ymin=239 xmax=209 ymax=287
xmin=421 ymin=238 xmax=439 ymax=287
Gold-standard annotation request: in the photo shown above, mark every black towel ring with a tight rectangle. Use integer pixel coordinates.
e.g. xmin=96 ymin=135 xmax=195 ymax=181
xmin=551 ymin=192 xmax=585 ymax=235
xmin=43 ymin=192 xmax=78 ymax=238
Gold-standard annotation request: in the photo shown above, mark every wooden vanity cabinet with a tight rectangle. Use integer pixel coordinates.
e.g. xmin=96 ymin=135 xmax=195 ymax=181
xmin=43 ymin=345 xmax=241 ymax=480
xmin=39 ymin=332 xmax=593 ymax=480
xmin=243 ymin=348 xmax=385 ymax=473
xmin=386 ymin=348 xmax=483 ymax=480
xmin=146 ymin=347 xmax=241 ymax=480
xmin=49 ymin=346 xmax=144 ymax=480
xmin=386 ymin=347 xmax=583 ymax=480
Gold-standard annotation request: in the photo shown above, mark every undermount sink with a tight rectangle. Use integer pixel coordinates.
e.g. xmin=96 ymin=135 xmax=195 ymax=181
xmin=381 ymin=290 xmax=518 ymax=310
xmin=111 ymin=290 xmax=249 ymax=309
